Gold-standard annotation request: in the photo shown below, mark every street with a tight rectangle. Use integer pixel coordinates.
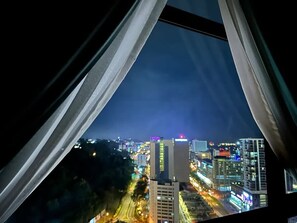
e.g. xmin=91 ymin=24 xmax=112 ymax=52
xmin=113 ymin=181 xmax=137 ymax=223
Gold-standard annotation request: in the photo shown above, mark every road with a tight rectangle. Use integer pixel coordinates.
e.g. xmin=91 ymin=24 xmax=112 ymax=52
xmin=190 ymin=176 xmax=238 ymax=218
xmin=113 ymin=181 xmax=137 ymax=223
xmin=200 ymin=191 xmax=230 ymax=217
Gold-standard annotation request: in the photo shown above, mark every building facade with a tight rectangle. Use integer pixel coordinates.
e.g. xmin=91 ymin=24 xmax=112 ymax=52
xmin=150 ymin=138 xmax=189 ymax=183
xmin=212 ymin=156 xmax=242 ymax=191
xmin=191 ymin=139 xmax=208 ymax=153
xmin=149 ymin=137 xmax=189 ymax=222
xmin=238 ymin=138 xmax=267 ymax=210
xmin=149 ymin=180 xmax=179 ymax=223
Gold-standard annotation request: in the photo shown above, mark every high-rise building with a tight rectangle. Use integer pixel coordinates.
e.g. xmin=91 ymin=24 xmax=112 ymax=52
xmin=149 ymin=137 xmax=189 ymax=223
xmin=212 ymin=156 xmax=242 ymax=191
xmin=150 ymin=138 xmax=172 ymax=180
xmin=173 ymin=138 xmax=190 ymax=183
xmin=149 ymin=179 xmax=179 ymax=223
xmin=150 ymin=137 xmax=189 ymax=183
xmin=197 ymin=159 xmax=214 ymax=188
xmin=240 ymin=138 xmax=267 ymax=210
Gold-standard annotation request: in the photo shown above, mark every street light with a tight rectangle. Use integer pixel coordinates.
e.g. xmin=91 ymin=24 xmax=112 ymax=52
xmin=103 ymin=212 xmax=109 ymax=223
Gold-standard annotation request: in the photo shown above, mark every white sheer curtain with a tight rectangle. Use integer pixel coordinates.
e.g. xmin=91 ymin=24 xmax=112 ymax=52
xmin=0 ymin=0 xmax=167 ymax=222
xmin=218 ymin=0 xmax=297 ymax=181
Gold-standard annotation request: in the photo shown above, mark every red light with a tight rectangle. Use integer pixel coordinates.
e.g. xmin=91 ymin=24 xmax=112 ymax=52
xmin=179 ymin=134 xmax=184 ymax=138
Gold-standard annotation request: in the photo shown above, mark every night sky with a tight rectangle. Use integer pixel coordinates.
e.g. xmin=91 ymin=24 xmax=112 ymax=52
xmin=82 ymin=0 xmax=263 ymax=143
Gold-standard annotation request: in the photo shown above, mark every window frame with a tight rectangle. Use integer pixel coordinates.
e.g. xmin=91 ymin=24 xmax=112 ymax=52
xmin=158 ymin=4 xmax=297 ymax=223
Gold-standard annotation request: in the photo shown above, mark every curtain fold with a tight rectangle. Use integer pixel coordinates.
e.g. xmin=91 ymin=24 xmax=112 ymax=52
xmin=218 ymin=0 xmax=297 ymax=181
xmin=0 ymin=0 xmax=167 ymax=222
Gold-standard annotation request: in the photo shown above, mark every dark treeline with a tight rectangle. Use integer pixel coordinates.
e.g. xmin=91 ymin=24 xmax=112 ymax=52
xmin=7 ymin=139 xmax=134 ymax=223
xmin=132 ymin=174 xmax=148 ymax=201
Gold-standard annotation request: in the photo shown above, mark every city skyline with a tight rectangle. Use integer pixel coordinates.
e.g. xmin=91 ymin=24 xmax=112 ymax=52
xmin=82 ymin=0 xmax=263 ymax=143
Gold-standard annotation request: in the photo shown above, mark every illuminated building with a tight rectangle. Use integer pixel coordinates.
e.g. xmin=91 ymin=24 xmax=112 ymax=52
xmin=229 ymin=138 xmax=267 ymax=212
xmin=149 ymin=179 xmax=179 ymax=223
xmin=196 ymin=151 xmax=212 ymax=160
xmin=149 ymin=137 xmax=189 ymax=222
xmin=150 ymin=137 xmax=189 ymax=183
xmin=217 ymin=142 xmax=238 ymax=156
xmin=197 ymin=159 xmax=213 ymax=185
xmin=212 ymin=156 xmax=242 ymax=191
xmin=213 ymin=149 xmax=231 ymax=157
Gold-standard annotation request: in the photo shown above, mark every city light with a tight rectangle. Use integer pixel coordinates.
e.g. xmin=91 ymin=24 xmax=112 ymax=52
xmin=175 ymin=138 xmax=188 ymax=142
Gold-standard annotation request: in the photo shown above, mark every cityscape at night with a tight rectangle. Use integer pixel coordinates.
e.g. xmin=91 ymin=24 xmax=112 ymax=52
xmin=66 ymin=1 xmax=279 ymax=222
xmin=2 ymin=0 xmax=296 ymax=223
xmin=8 ymin=135 xmax=297 ymax=223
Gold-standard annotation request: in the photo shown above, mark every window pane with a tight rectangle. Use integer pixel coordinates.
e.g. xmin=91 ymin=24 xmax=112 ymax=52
xmin=86 ymin=17 xmax=266 ymax=222
xmin=285 ymin=170 xmax=297 ymax=194
xmin=7 ymin=1 xmax=274 ymax=223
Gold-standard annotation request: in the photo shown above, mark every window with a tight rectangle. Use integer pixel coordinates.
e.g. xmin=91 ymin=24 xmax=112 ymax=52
xmin=285 ymin=170 xmax=297 ymax=194
xmin=1 ymin=1 xmax=296 ymax=223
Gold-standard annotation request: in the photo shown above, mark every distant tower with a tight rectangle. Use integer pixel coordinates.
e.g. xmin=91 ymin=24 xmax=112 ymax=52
xmin=191 ymin=139 xmax=208 ymax=153
xmin=137 ymin=153 xmax=147 ymax=167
